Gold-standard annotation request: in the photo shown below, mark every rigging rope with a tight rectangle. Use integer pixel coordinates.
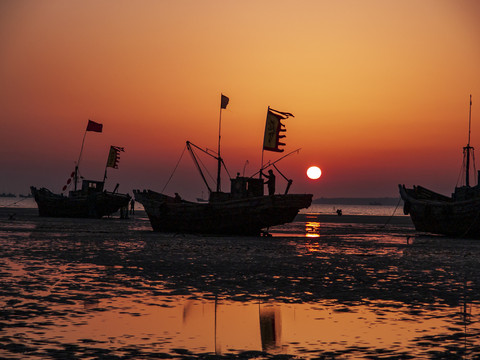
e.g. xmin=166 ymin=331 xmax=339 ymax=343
xmin=195 ymin=150 xmax=216 ymax=184
xmin=473 ymin=151 xmax=477 ymax=184
xmin=161 ymin=145 xmax=187 ymax=193
xmin=456 ymin=154 xmax=467 ymax=188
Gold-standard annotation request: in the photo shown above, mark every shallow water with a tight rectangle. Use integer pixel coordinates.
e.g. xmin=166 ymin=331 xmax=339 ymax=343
xmin=1 ymin=208 xmax=480 ymax=359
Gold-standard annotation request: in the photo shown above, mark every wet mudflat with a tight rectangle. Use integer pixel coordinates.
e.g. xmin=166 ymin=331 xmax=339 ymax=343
xmin=1 ymin=208 xmax=480 ymax=359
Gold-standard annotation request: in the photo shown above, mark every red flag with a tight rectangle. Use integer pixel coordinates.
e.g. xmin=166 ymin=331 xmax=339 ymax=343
xmin=221 ymin=94 xmax=229 ymax=109
xmin=86 ymin=120 xmax=103 ymax=132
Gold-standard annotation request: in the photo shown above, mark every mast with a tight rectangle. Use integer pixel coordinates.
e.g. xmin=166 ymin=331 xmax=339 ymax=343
xmin=73 ymin=120 xmax=103 ymax=191
xmin=75 ymin=131 xmax=88 ymax=191
xmin=464 ymin=95 xmax=473 ymax=187
xmin=217 ymin=94 xmax=229 ymax=192
xmin=217 ymin=103 xmax=222 ymax=192
xmin=259 ymin=107 xmax=270 ymax=180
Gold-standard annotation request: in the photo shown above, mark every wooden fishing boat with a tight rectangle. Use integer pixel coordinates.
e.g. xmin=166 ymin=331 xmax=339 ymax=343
xmin=399 ymin=95 xmax=480 ymax=238
xmin=31 ymin=181 xmax=130 ymax=218
xmin=134 ymin=97 xmax=313 ymax=235
xmin=134 ymin=188 xmax=312 ymax=235
xmin=31 ymin=120 xmax=131 ymax=218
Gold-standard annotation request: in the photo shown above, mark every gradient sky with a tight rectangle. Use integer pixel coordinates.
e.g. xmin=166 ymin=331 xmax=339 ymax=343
xmin=1 ymin=0 xmax=480 ymax=200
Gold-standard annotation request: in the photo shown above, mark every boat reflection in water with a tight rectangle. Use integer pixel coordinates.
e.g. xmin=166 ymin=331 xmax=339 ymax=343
xmin=24 ymin=294 xmax=477 ymax=358
xmin=182 ymin=298 xmax=285 ymax=354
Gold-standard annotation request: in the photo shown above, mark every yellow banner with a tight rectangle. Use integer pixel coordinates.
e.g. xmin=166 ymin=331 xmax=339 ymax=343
xmin=106 ymin=146 xmax=117 ymax=168
xmin=263 ymin=111 xmax=280 ymax=150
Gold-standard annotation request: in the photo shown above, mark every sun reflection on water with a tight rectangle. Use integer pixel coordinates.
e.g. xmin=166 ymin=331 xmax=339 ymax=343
xmin=305 ymin=221 xmax=320 ymax=238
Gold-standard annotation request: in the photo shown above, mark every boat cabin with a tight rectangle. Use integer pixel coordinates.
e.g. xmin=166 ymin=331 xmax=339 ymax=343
xmin=453 ymin=170 xmax=480 ymax=201
xmin=230 ymin=177 xmax=264 ymax=198
xmin=207 ymin=177 xmax=265 ymax=202
xmin=69 ymin=180 xmax=105 ymax=197
xmin=81 ymin=180 xmax=104 ymax=192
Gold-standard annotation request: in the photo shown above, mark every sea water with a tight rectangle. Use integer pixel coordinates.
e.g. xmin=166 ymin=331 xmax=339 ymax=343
xmin=302 ymin=202 xmax=404 ymax=217
xmin=1 ymin=201 xmax=479 ymax=359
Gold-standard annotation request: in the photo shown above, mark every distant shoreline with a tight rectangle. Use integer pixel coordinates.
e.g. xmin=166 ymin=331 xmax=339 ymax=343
xmin=0 ymin=207 xmax=412 ymax=227
xmin=313 ymin=197 xmax=401 ymax=205
xmin=297 ymin=213 xmax=412 ymax=225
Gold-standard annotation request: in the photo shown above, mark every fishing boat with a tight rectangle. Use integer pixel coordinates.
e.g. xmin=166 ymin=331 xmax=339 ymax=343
xmin=134 ymin=96 xmax=312 ymax=235
xmin=399 ymin=95 xmax=480 ymax=238
xmin=31 ymin=120 xmax=131 ymax=218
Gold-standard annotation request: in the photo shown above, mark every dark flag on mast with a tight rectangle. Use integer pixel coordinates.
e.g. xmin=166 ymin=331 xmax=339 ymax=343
xmin=106 ymin=146 xmax=125 ymax=169
xmin=263 ymin=108 xmax=294 ymax=152
xmin=221 ymin=94 xmax=229 ymax=109
xmin=86 ymin=119 xmax=103 ymax=132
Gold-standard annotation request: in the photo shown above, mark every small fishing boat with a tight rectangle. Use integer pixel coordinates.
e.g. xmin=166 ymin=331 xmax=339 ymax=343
xmin=399 ymin=95 xmax=480 ymax=238
xmin=134 ymin=96 xmax=312 ymax=235
xmin=31 ymin=120 xmax=130 ymax=218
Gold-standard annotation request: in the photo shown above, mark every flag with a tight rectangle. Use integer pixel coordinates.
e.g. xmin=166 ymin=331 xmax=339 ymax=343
xmin=221 ymin=94 xmax=229 ymax=109
xmin=263 ymin=108 xmax=294 ymax=152
xmin=106 ymin=146 xmax=125 ymax=169
xmin=86 ymin=119 xmax=103 ymax=132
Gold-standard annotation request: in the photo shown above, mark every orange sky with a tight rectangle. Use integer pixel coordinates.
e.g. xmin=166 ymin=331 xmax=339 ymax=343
xmin=1 ymin=0 xmax=480 ymax=199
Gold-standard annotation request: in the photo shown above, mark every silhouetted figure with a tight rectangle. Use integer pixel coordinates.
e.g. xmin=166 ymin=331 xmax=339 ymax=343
xmin=174 ymin=193 xmax=182 ymax=202
xmin=336 ymin=209 xmax=343 ymax=216
xmin=263 ymin=169 xmax=276 ymax=196
xmin=130 ymin=199 xmax=135 ymax=215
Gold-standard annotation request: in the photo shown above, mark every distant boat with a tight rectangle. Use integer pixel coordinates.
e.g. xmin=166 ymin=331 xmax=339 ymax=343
xmin=400 ymin=95 xmax=480 ymax=238
xmin=134 ymin=98 xmax=312 ymax=235
xmin=31 ymin=120 xmax=130 ymax=218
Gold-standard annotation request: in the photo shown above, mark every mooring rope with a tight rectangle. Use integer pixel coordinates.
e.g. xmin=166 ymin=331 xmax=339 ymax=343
xmin=0 ymin=197 xmax=29 ymax=208
xmin=380 ymin=196 xmax=402 ymax=228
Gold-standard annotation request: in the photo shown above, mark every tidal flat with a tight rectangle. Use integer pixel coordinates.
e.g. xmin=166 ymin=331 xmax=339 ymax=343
xmin=1 ymin=208 xmax=480 ymax=359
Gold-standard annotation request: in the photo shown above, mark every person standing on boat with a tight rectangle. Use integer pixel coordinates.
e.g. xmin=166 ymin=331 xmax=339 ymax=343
xmin=262 ymin=169 xmax=276 ymax=196
xmin=174 ymin=193 xmax=182 ymax=202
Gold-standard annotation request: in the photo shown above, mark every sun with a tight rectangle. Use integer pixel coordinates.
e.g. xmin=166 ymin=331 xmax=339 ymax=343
xmin=307 ymin=166 xmax=322 ymax=180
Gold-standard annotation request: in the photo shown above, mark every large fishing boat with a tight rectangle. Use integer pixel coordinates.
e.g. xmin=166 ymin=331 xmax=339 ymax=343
xmin=399 ymin=95 xmax=480 ymax=238
xmin=134 ymin=96 xmax=312 ymax=235
xmin=31 ymin=120 xmax=130 ymax=218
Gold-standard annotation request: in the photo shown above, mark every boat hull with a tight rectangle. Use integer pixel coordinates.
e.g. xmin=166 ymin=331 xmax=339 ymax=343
xmin=133 ymin=189 xmax=313 ymax=235
xmin=31 ymin=186 xmax=131 ymax=218
xmin=399 ymin=184 xmax=480 ymax=238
